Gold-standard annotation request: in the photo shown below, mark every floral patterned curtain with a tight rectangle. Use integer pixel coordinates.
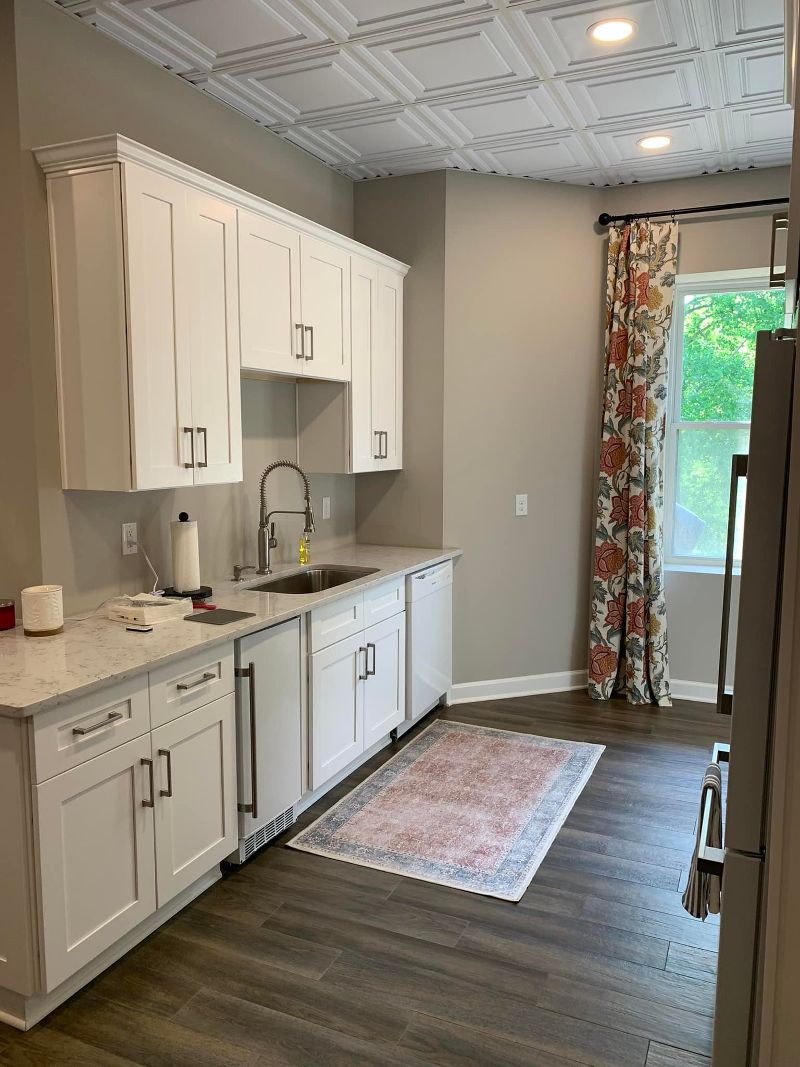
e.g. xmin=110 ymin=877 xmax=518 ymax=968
xmin=588 ymin=220 xmax=678 ymax=707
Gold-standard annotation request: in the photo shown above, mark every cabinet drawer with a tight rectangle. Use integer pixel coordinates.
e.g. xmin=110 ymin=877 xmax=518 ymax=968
xmin=363 ymin=576 xmax=404 ymax=626
xmin=149 ymin=644 xmax=234 ymax=728
xmin=32 ymin=675 xmax=150 ymax=784
xmin=309 ymin=592 xmax=364 ymax=652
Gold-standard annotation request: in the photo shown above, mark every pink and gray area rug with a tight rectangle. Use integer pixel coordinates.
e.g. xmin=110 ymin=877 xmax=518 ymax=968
xmin=288 ymin=720 xmax=604 ymax=901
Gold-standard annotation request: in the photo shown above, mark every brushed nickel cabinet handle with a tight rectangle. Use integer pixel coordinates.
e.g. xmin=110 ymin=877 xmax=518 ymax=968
xmin=141 ymin=757 xmax=155 ymax=808
xmin=72 ymin=711 xmax=123 ymax=736
xmin=358 ymin=646 xmax=369 ymax=681
xmin=159 ymin=748 xmax=173 ymax=798
xmin=367 ymin=642 xmax=376 ymax=677
xmin=373 ymin=430 xmax=382 ymax=460
xmin=296 ymin=322 xmax=305 ymax=359
xmin=197 ymin=427 xmax=208 ymax=468
xmin=176 ymin=671 xmax=216 ymax=692
xmin=235 ymin=662 xmax=258 ymax=820
xmin=382 ymin=431 xmax=388 ymax=459
xmin=304 ymin=324 xmax=314 ymax=361
xmin=183 ymin=426 xmax=195 ymax=468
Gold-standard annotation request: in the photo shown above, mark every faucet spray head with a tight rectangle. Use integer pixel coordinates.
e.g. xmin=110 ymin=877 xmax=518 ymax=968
xmin=304 ymin=501 xmax=316 ymax=536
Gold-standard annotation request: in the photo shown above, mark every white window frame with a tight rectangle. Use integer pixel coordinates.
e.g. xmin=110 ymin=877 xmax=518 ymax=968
xmin=664 ymin=267 xmax=772 ymax=569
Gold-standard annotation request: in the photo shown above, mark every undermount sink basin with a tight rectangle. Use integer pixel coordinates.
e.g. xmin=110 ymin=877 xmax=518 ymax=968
xmin=249 ymin=565 xmax=379 ymax=594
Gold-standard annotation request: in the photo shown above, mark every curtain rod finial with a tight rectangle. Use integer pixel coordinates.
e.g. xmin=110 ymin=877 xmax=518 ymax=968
xmin=598 ymin=212 xmax=612 ymax=226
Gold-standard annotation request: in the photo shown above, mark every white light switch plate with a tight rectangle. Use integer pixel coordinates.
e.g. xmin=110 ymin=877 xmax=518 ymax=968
xmin=122 ymin=522 xmax=138 ymax=555
xmin=322 ymin=496 xmax=331 ymax=520
xmin=515 ymin=494 xmax=528 ymax=517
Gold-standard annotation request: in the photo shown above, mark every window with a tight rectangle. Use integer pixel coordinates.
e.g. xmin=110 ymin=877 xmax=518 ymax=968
xmin=664 ymin=270 xmax=784 ymax=567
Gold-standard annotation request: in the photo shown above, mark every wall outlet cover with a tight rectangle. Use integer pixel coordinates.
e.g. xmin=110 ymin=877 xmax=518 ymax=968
xmin=122 ymin=521 xmax=138 ymax=555
xmin=322 ymin=496 xmax=331 ymax=520
xmin=515 ymin=494 xmax=528 ymax=517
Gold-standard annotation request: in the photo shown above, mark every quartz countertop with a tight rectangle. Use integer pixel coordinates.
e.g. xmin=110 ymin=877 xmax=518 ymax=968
xmin=0 ymin=544 xmax=460 ymax=718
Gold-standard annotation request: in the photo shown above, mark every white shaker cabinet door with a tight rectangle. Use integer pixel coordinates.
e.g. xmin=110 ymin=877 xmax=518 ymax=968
xmin=375 ymin=268 xmax=403 ymax=470
xmin=122 ymin=163 xmax=194 ymax=489
xmin=300 ymin=235 xmax=351 ymax=381
xmin=350 ymin=254 xmax=380 ymax=472
xmin=363 ymin=611 xmax=406 ymax=748
xmin=187 ymin=192 xmax=242 ymax=485
xmin=152 ymin=694 xmax=237 ymax=907
xmin=35 ymin=733 xmax=157 ymax=992
xmin=310 ymin=633 xmax=365 ymax=789
xmin=238 ymin=211 xmax=302 ymax=377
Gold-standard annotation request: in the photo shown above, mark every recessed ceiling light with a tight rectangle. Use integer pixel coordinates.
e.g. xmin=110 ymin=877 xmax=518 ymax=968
xmin=638 ymin=134 xmax=672 ymax=151
xmin=589 ymin=19 xmax=635 ymax=43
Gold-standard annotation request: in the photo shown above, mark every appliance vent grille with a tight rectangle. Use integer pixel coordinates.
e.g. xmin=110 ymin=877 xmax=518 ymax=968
xmin=242 ymin=806 xmax=295 ymax=860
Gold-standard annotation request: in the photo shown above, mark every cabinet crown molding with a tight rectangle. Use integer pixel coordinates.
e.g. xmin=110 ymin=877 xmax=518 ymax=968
xmin=33 ymin=134 xmax=409 ymax=276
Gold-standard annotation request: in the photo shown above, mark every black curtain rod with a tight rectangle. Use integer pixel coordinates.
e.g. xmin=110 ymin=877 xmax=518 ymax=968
xmin=597 ymin=196 xmax=788 ymax=227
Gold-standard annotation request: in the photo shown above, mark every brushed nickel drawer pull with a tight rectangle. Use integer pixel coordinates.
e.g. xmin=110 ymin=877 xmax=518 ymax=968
xmin=72 ymin=711 xmax=124 ymax=736
xmin=141 ymin=757 xmax=155 ymax=808
xmin=304 ymin=324 xmax=314 ymax=361
xmin=176 ymin=671 xmax=216 ymax=692
xmin=159 ymin=748 xmax=173 ymax=798
xmin=366 ymin=642 xmax=376 ymax=677
xmin=296 ymin=322 xmax=305 ymax=359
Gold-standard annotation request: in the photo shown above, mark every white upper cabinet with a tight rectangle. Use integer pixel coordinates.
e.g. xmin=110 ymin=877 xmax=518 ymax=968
xmin=299 ymin=236 xmax=351 ymax=381
xmin=44 ymin=157 xmax=242 ymax=491
xmin=350 ymin=257 xmax=403 ymax=473
xmin=238 ymin=211 xmax=302 ymax=377
xmin=36 ymin=135 xmax=407 ymax=488
xmin=186 ymin=191 xmax=242 ymax=485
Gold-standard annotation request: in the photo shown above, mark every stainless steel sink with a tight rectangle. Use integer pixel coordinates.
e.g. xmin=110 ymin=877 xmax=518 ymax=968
xmin=248 ymin=565 xmax=378 ymax=594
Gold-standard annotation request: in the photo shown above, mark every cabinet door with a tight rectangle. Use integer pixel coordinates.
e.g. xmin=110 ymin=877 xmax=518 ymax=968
xmin=237 ymin=618 xmax=302 ymax=840
xmin=152 ymin=694 xmax=237 ymax=907
xmin=187 ymin=192 xmax=242 ymax=485
xmin=375 ymin=268 xmax=403 ymax=470
xmin=363 ymin=611 xmax=406 ymax=749
xmin=36 ymin=733 xmax=156 ymax=991
xmin=238 ymin=211 xmax=302 ymax=377
xmin=350 ymin=254 xmax=380 ymax=473
xmin=300 ymin=235 xmax=351 ymax=381
xmin=310 ymin=633 xmax=364 ymax=789
xmin=123 ymin=163 xmax=194 ymax=490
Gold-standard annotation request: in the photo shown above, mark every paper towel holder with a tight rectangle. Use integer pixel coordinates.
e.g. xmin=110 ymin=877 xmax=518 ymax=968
xmin=164 ymin=512 xmax=213 ymax=601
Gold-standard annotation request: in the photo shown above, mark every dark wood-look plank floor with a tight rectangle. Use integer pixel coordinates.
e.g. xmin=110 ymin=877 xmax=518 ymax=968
xmin=0 ymin=691 xmax=729 ymax=1067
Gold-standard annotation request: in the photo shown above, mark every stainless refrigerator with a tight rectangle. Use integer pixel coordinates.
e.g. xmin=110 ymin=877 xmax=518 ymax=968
xmin=712 ymin=328 xmax=796 ymax=1065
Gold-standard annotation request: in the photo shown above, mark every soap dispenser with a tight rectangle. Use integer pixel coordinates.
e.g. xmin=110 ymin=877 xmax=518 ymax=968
xmin=298 ymin=534 xmax=310 ymax=567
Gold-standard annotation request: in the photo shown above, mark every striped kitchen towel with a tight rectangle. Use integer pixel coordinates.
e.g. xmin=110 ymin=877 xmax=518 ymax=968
xmin=682 ymin=762 xmax=723 ymax=921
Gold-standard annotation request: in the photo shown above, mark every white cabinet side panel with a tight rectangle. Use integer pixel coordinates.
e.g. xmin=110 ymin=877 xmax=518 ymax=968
xmin=0 ymin=719 xmax=37 ymax=996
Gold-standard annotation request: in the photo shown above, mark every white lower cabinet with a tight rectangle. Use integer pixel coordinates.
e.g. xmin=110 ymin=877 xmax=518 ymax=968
xmin=310 ymin=632 xmax=365 ymax=789
xmin=310 ymin=611 xmax=406 ymax=790
xmin=36 ymin=733 xmax=157 ymax=992
xmin=153 ymin=695 xmax=237 ymax=907
xmin=363 ymin=613 xmax=406 ymax=749
xmin=34 ymin=687 xmax=237 ymax=993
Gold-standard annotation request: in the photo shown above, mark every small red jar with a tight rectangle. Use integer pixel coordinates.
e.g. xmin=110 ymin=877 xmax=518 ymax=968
xmin=0 ymin=599 xmax=16 ymax=631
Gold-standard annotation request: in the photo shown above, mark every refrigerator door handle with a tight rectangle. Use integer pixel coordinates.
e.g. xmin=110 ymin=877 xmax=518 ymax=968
xmin=717 ymin=453 xmax=748 ymax=716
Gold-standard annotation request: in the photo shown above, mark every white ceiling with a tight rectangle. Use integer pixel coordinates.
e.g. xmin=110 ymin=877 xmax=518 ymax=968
xmin=52 ymin=0 xmax=793 ymax=186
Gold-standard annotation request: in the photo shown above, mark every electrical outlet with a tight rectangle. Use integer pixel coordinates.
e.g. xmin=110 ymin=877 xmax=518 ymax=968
xmin=122 ymin=522 xmax=138 ymax=556
xmin=322 ymin=496 xmax=331 ymax=520
xmin=515 ymin=494 xmax=528 ymax=517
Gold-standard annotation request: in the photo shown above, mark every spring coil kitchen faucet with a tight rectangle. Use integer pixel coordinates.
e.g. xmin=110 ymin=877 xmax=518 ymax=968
xmin=257 ymin=460 xmax=315 ymax=574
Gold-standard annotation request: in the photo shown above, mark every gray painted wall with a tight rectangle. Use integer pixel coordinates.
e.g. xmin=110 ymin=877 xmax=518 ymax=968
xmin=11 ymin=0 xmax=356 ymax=614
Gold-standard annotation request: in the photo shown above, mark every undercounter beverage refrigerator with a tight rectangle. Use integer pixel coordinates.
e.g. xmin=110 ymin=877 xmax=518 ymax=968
xmin=712 ymin=328 xmax=795 ymax=1065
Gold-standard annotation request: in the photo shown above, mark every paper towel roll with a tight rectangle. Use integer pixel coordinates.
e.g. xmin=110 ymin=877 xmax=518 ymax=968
xmin=171 ymin=513 xmax=201 ymax=594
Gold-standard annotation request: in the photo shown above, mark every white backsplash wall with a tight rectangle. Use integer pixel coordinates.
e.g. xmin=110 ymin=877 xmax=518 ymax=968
xmin=39 ymin=378 xmax=355 ymax=616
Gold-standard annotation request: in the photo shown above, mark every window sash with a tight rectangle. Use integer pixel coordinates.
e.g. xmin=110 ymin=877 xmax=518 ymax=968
xmin=664 ymin=268 xmax=769 ymax=567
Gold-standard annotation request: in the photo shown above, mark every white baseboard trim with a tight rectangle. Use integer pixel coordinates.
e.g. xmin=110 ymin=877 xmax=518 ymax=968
xmin=448 ymin=670 xmax=588 ymax=705
xmin=448 ymin=672 xmax=718 ymax=706
xmin=670 ymin=679 xmax=717 ymax=703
